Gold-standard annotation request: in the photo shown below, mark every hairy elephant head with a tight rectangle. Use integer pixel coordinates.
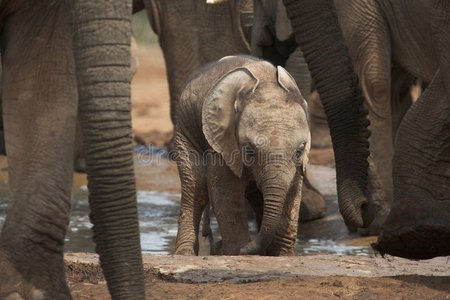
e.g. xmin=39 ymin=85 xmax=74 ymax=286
xmin=202 ymin=58 xmax=309 ymax=254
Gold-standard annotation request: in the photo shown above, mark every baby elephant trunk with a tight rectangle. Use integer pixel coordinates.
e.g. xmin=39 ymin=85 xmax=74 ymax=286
xmin=240 ymin=161 xmax=295 ymax=255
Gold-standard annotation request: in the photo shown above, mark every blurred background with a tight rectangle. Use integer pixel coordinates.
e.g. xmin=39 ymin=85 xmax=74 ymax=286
xmin=131 ymin=11 xmax=173 ymax=147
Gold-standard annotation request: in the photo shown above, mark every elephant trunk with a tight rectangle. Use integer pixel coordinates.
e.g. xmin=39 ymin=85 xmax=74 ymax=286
xmin=72 ymin=1 xmax=145 ymax=298
xmin=241 ymin=161 xmax=294 ymax=255
xmin=282 ymin=0 xmax=370 ymax=229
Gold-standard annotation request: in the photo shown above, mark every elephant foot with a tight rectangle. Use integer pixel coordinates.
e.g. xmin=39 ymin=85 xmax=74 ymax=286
xmin=210 ymin=240 xmax=223 ymax=255
xmin=372 ymin=184 xmax=450 ymax=258
xmin=0 ymin=248 xmax=70 ymax=299
xmin=174 ymin=247 xmax=196 ymax=255
xmin=299 ymin=177 xmax=326 ymax=222
xmin=373 ymin=223 xmax=450 ymax=259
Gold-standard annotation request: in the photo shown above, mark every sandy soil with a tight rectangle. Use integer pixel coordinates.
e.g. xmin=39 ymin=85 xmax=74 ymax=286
xmin=69 ymin=273 xmax=450 ymax=300
xmin=66 ymin=46 xmax=449 ymax=299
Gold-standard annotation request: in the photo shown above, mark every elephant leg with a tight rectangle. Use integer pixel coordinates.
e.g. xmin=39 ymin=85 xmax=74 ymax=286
xmin=299 ymin=175 xmax=326 ymax=222
xmin=0 ymin=2 xmax=76 ymax=298
xmin=174 ymin=133 xmax=208 ymax=255
xmin=73 ymin=117 xmax=86 ymax=172
xmin=374 ymin=70 xmax=450 ymax=259
xmin=375 ymin=5 xmax=450 ymax=258
xmin=337 ymin=0 xmax=392 ymax=234
xmin=390 ymin=64 xmax=415 ymax=139
xmin=245 ymin=181 xmax=263 ymax=229
xmin=207 ymin=161 xmax=250 ymax=255
xmin=266 ymin=174 xmax=303 ymax=256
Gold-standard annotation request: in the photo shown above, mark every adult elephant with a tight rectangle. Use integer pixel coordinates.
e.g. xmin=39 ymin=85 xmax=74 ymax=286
xmin=251 ymin=0 xmax=449 ymax=259
xmin=0 ymin=0 xmax=144 ymax=299
xmin=135 ymin=0 xmax=326 ymax=222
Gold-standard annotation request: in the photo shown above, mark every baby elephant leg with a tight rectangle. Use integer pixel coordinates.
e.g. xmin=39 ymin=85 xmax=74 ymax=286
xmin=174 ymin=133 xmax=208 ymax=255
xmin=207 ymin=160 xmax=250 ymax=255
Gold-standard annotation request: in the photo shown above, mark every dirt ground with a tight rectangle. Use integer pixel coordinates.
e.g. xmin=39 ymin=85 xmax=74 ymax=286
xmin=67 ymin=46 xmax=450 ymax=299
xmin=69 ymin=271 xmax=450 ymax=300
xmin=66 ymin=254 xmax=450 ymax=300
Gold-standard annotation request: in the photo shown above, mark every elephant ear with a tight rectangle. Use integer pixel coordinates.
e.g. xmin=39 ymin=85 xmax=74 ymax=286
xmin=277 ymin=65 xmax=300 ymax=92
xmin=302 ymin=131 xmax=312 ymax=176
xmin=202 ymin=68 xmax=259 ymax=178
xmin=277 ymin=66 xmax=309 ymax=120
xmin=278 ymin=65 xmax=311 ymax=175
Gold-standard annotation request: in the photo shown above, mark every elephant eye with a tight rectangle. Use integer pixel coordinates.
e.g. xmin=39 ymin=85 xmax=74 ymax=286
xmin=243 ymin=144 xmax=255 ymax=157
xmin=293 ymin=144 xmax=305 ymax=162
xmin=242 ymin=144 xmax=256 ymax=165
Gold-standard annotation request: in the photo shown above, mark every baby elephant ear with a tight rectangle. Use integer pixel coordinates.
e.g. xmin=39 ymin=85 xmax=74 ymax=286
xmin=302 ymin=131 xmax=312 ymax=176
xmin=202 ymin=67 xmax=259 ymax=178
xmin=277 ymin=65 xmax=300 ymax=93
xmin=277 ymin=66 xmax=309 ymax=119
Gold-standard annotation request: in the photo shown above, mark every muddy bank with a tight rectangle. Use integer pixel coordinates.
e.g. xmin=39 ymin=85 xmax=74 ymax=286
xmin=66 ymin=253 xmax=450 ymax=300
xmin=66 ymin=253 xmax=450 ymax=282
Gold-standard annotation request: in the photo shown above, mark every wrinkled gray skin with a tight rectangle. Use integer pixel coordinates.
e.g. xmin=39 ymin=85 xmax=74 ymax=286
xmin=276 ymin=0 xmax=450 ymax=259
xmin=174 ymin=56 xmax=310 ymax=256
xmin=365 ymin=0 xmax=450 ymax=259
xmin=72 ymin=36 xmax=140 ymax=173
xmin=252 ymin=0 xmax=421 ymax=235
xmin=134 ymin=0 xmax=324 ymax=222
xmin=0 ymin=1 xmax=144 ymax=299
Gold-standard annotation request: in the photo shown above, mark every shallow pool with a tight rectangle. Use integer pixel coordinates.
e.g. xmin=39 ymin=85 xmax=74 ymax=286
xmin=0 ymin=187 xmax=373 ymax=256
xmin=0 ymin=153 xmax=375 ymax=256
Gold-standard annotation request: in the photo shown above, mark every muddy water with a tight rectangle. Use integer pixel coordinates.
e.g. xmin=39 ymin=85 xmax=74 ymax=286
xmin=0 ymin=152 xmax=376 ymax=256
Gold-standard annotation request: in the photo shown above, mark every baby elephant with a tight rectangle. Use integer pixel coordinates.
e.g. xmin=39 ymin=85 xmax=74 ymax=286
xmin=174 ymin=55 xmax=310 ymax=256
